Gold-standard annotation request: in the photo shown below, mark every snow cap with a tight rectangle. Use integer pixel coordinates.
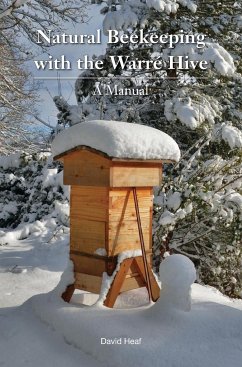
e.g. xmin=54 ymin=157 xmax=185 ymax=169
xmin=52 ymin=120 xmax=180 ymax=162
xmin=159 ymin=254 xmax=196 ymax=289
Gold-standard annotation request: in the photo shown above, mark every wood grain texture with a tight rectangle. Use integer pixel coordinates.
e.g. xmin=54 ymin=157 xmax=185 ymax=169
xmin=75 ymin=272 xmax=102 ymax=294
xmin=134 ymin=257 xmax=160 ymax=301
xmin=63 ymin=150 xmax=111 ymax=186
xmin=70 ymin=253 xmax=106 ymax=277
xmin=104 ymin=258 xmax=133 ymax=307
xmin=71 ymin=186 xmax=108 ymax=222
xmin=70 ymin=219 xmax=106 ymax=254
xmin=109 ymin=188 xmax=152 ymax=221
xmin=110 ymin=165 xmax=162 ymax=187
xmin=108 ymin=188 xmax=153 ymax=256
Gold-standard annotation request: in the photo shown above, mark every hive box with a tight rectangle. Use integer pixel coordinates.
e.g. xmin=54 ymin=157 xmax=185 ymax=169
xmin=54 ymin=146 xmax=162 ymax=305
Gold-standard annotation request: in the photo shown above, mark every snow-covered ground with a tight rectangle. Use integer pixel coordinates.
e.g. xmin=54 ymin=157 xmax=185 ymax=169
xmin=1 ymin=229 xmax=242 ymax=367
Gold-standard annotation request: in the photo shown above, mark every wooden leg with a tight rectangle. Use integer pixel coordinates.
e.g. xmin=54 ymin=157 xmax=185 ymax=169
xmin=134 ymin=257 xmax=160 ymax=302
xmin=62 ymin=284 xmax=75 ymax=303
xmin=104 ymin=258 xmax=133 ymax=308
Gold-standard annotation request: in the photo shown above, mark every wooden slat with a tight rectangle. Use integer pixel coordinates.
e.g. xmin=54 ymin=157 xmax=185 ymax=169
xmin=70 ymin=186 xmax=108 ymax=221
xmin=70 ymin=253 xmax=106 ymax=277
xmin=75 ymin=272 xmax=102 ymax=294
xmin=104 ymin=258 xmax=133 ymax=307
xmin=109 ymin=189 xmax=152 ymax=222
xmin=108 ymin=231 xmax=150 ymax=256
xmin=109 ymin=220 xmax=150 ymax=233
xmin=63 ymin=150 xmax=111 ymax=186
xmin=70 ymin=219 xmax=106 ymax=254
xmin=110 ymin=165 xmax=162 ymax=187
xmin=134 ymin=257 xmax=160 ymax=301
xmin=109 ymin=188 xmax=153 ymax=198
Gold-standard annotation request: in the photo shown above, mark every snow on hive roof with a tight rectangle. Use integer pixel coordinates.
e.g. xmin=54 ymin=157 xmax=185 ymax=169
xmin=52 ymin=120 xmax=180 ymax=162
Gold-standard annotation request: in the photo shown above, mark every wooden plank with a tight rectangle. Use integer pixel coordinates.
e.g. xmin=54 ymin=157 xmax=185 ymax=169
xmin=70 ymin=253 xmax=106 ymax=277
xmin=108 ymin=230 xmax=150 ymax=256
xmin=111 ymin=158 xmax=165 ymax=163
xmin=104 ymin=258 xmax=133 ymax=308
xmin=109 ymin=188 xmax=153 ymax=198
xmin=109 ymin=189 xmax=152 ymax=222
xmin=109 ymin=220 xmax=150 ymax=233
xmin=63 ymin=150 xmax=111 ymax=186
xmin=75 ymin=272 xmax=102 ymax=294
xmin=108 ymin=188 xmax=152 ymax=255
xmin=62 ymin=284 xmax=75 ymax=303
xmin=110 ymin=165 xmax=162 ymax=187
xmin=70 ymin=186 xmax=108 ymax=222
xmin=134 ymin=257 xmax=160 ymax=301
xmin=70 ymin=219 xmax=106 ymax=254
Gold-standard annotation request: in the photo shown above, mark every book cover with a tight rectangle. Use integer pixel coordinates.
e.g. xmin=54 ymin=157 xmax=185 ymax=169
xmin=0 ymin=1 xmax=241 ymax=366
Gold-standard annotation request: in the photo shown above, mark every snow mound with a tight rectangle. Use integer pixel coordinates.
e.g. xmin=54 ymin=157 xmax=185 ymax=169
xmin=52 ymin=120 xmax=180 ymax=162
xmin=156 ymin=254 xmax=196 ymax=311
xmin=159 ymin=254 xmax=196 ymax=289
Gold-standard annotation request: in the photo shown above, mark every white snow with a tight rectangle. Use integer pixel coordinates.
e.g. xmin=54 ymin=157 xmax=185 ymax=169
xmin=103 ymin=4 xmax=139 ymax=35
xmin=0 ymin=152 xmax=21 ymax=169
xmin=163 ymin=41 xmax=236 ymax=76
xmin=221 ymin=123 xmax=242 ymax=149
xmin=146 ymin=0 xmax=179 ymax=14
xmin=94 ymin=248 xmax=107 ymax=256
xmin=146 ymin=0 xmax=196 ymax=14
xmin=164 ymin=91 xmax=221 ymax=129
xmin=159 ymin=209 xmax=176 ymax=225
xmin=156 ymin=254 xmax=196 ymax=311
xmin=1 ymin=226 xmax=242 ymax=367
xmin=42 ymin=168 xmax=58 ymax=188
xmin=167 ymin=191 xmax=182 ymax=211
xmin=52 ymin=120 xmax=181 ymax=162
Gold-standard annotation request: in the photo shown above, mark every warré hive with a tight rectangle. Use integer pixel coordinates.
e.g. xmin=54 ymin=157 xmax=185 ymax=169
xmin=53 ymin=121 xmax=180 ymax=307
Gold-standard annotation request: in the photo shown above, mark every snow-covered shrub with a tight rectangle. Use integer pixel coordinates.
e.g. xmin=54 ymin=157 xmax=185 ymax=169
xmin=153 ymin=136 xmax=242 ymax=297
xmin=0 ymin=152 xmax=69 ymax=230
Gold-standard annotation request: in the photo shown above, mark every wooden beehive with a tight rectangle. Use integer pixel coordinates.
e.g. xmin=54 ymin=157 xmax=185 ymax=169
xmin=54 ymin=146 xmax=163 ymax=306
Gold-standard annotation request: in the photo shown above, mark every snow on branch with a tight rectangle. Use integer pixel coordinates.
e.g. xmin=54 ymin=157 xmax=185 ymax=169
xmin=219 ymin=123 xmax=242 ymax=149
xmin=164 ymin=90 xmax=221 ymax=129
xmin=103 ymin=2 xmax=141 ymax=35
xmin=146 ymin=0 xmax=197 ymax=14
xmin=163 ymin=42 xmax=236 ymax=76
xmin=0 ymin=0 xmax=27 ymax=19
xmin=103 ymin=0 xmax=197 ymax=33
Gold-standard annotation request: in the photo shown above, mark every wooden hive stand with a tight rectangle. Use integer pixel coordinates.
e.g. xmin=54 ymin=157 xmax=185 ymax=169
xmin=54 ymin=146 xmax=162 ymax=307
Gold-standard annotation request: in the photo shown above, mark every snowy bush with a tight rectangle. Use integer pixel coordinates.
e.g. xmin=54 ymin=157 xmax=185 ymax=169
xmin=0 ymin=152 xmax=69 ymax=233
xmin=153 ymin=136 xmax=242 ymax=297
